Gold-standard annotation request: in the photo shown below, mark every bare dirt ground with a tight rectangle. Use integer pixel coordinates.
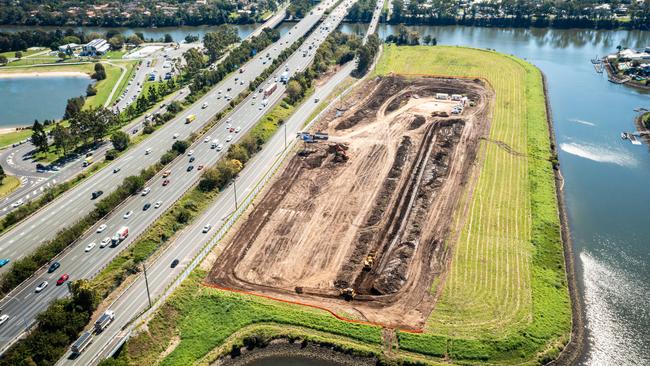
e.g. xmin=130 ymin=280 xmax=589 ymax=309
xmin=207 ymin=76 xmax=494 ymax=329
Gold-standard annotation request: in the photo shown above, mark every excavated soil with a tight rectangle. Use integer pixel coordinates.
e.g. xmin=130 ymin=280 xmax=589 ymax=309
xmin=207 ymin=76 xmax=494 ymax=329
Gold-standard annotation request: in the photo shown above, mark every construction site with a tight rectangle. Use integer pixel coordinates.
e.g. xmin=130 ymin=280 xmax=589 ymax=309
xmin=207 ymin=75 xmax=494 ymax=329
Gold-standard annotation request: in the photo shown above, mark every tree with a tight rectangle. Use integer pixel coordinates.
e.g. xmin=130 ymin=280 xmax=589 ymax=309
xmin=286 ymin=79 xmax=303 ymax=104
xmin=111 ymin=131 xmax=130 ymax=151
xmin=0 ymin=55 xmax=7 ymax=65
xmin=108 ymin=34 xmax=125 ymax=50
xmin=0 ymin=164 xmax=5 ymax=181
xmin=183 ymin=47 xmax=205 ymax=75
xmin=164 ymin=33 xmax=174 ymax=43
xmin=203 ymin=25 xmax=240 ymax=62
xmin=14 ymin=51 xmax=22 ymax=59
xmin=172 ymin=140 xmax=189 ymax=154
xmin=92 ymin=62 xmax=106 ymax=80
xmin=86 ymin=84 xmax=97 ymax=96
xmin=63 ymin=96 xmax=85 ymax=120
xmin=126 ymin=34 xmax=143 ymax=45
xmin=70 ymin=279 xmax=98 ymax=312
xmin=185 ymin=34 xmax=199 ymax=43
xmin=423 ymin=35 xmax=432 ymax=45
xmin=51 ymin=123 xmax=73 ymax=155
xmin=31 ymin=120 xmax=48 ymax=153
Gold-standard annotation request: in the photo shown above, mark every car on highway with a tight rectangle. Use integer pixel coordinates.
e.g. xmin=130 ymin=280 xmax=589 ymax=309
xmin=11 ymin=199 xmax=23 ymax=208
xmin=189 ymin=156 xmax=196 ymax=163
xmin=143 ymin=202 xmax=151 ymax=211
xmin=170 ymin=259 xmax=179 ymax=268
xmin=113 ymin=167 xmax=121 ymax=173
xmin=123 ymin=210 xmax=133 ymax=219
xmin=35 ymin=281 xmax=48 ymax=293
xmin=48 ymin=261 xmax=60 ymax=273
xmin=0 ymin=258 xmax=10 ymax=267
xmin=204 ymin=136 xmax=211 ymax=143
xmin=100 ymin=237 xmax=111 ymax=248
xmin=97 ymin=224 xmax=107 ymax=233
xmin=141 ymin=187 xmax=151 ymax=196
xmin=154 ymin=201 xmax=162 ymax=209
xmin=188 ymin=150 xmax=194 ymax=156
xmin=162 ymin=179 xmax=170 ymax=186
xmin=173 ymin=133 xmax=179 ymax=139
xmin=0 ymin=314 xmax=8 ymax=326
xmin=226 ymin=135 xmax=233 ymax=142
xmin=56 ymin=274 xmax=69 ymax=286
xmin=235 ymin=126 xmax=241 ymax=133
xmin=216 ymin=144 xmax=224 ymax=151
xmin=163 ymin=170 xmax=172 ymax=177
xmin=91 ymin=190 xmax=103 ymax=200
xmin=85 ymin=242 xmax=96 ymax=252
xmin=202 ymin=224 xmax=212 ymax=233
xmin=197 ymin=165 xmax=204 ymax=170
xmin=187 ymin=165 xmax=194 ymax=172
xmin=145 ymin=148 xmax=152 ymax=155
xmin=202 ymin=102 xmax=208 ymax=109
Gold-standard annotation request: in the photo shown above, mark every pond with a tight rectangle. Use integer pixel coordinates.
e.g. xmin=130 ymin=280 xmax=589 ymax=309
xmin=0 ymin=74 xmax=92 ymax=128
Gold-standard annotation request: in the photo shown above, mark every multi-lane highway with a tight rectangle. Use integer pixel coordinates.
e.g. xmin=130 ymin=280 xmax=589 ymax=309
xmin=0 ymin=5 xmax=329 ymax=269
xmin=0 ymin=0 xmax=343 ymax=353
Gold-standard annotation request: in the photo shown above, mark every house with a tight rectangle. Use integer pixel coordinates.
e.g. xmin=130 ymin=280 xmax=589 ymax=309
xmin=82 ymin=38 xmax=111 ymax=56
xmin=58 ymin=43 xmax=81 ymax=53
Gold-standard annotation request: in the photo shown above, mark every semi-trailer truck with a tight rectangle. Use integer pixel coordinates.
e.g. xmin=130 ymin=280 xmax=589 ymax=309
xmin=70 ymin=331 xmax=93 ymax=355
xmin=94 ymin=310 xmax=115 ymax=333
xmin=111 ymin=226 xmax=129 ymax=245
xmin=264 ymin=83 xmax=277 ymax=97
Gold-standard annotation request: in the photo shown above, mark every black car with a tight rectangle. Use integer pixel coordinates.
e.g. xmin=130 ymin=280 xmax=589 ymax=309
xmin=189 ymin=156 xmax=196 ymax=163
xmin=170 ymin=259 xmax=179 ymax=268
xmin=187 ymin=165 xmax=194 ymax=172
xmin=91 ymin=190 xmax=103 ymax=200
xmin=47 ymin=261 xmax=60 ymax=273
xmin=226 ymin=87 xmax=232 ymax=92
xmin=143 ymin=203 xmax=151 ymax=211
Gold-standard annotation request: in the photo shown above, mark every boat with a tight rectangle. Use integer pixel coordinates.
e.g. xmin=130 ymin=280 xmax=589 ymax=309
xmin=621 ymin=132 xmax=627 ymax=139
xmin=591 ymin=56 xmax=601 ymax=64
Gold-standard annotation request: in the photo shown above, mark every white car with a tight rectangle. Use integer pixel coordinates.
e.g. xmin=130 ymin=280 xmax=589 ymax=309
xmin=0 ymin=314 xmax=9 ymax=325
xmin=123 ymin=210 xmax=133 ymax=219
xmin=100 ymin=237 xmax=111 ymax=248
xmin=145 ymin=148 xmax=152 ymax=155
xmin=226 ymin=135 xmax=233 ymax=142
xmin=97 ymin=224 xmax=107 ymax=233
xmin=35 ymin=281 xmax=48 ymax=293
xmin=202 ymin=102 xmax=208 ymax=109
xmin=227 ymin=117 xmax=232 ymax=123
xmin=216 ymin=144 xmax=224 ymax=151
xmin=85 ymin=242 xmax=96 ymax=252
xmin=188 ymin=150 xmax=194 ymax=156
xmin=235 ymin=126 xmax=241 ymax=133
xmin=154 ymin=201 xmax=162 ymax=209
xmin=204 ymin=136 xmax=211 ymax=143
xmin=11 ymin=200 xmax=23 ymax=208
xmin=225 ymin=123 xmax=232 ymax=129
xmin=141 ymin=187 xmax=151 ymax=196
xmin=173 ymin=133 xmax=179 ymax=139
xmin=202 ymin=224 xmax=212 ymax=233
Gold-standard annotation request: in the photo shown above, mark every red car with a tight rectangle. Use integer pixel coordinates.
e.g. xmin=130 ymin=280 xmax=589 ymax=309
xmin=56 ymin=274 xmax=69 ymax=286
xmin=197 ymin=165 xmax=204 ymax=170
xmin=162 ymin=179 xmax=170 ymax=186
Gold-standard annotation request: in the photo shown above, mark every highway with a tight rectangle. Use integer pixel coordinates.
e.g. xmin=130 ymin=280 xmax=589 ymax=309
xmin=0 ymin=0 xmax=344 ymax=354
xmin=0 ymin=4 xmax=329 ymax=269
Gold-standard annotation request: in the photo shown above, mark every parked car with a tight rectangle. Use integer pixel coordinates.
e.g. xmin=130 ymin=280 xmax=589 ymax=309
xmin=56 ymin=274 xmax=69 ymax=286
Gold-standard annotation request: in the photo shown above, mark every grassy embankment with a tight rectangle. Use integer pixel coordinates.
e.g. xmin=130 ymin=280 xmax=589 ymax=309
xmin=0 ymin=176 xmax=20 ymax=198
xmin=108 ymin=46 xmax=569 ymax=366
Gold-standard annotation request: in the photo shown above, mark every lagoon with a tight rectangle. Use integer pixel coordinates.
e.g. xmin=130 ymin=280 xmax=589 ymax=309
xmin=0 ymin=74 xmax=92 ymax=127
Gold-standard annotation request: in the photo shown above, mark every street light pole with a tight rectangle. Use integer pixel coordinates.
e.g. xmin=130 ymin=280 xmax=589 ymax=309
xmin=143 ymin=263 xmax=152 ymax=308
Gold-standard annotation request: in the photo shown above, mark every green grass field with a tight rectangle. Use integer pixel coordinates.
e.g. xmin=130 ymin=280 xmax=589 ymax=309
xmin=0 ymin=176 xmax=20 ymax=199
xmin=108 ymin=46 xmax=570 ymax=366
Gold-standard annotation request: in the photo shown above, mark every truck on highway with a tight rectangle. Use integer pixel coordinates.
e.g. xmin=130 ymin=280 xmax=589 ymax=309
xmin=264 ymin=83 xmax=277 ymax=97
xmin=111 ymin=226 xmax=129 ymax=245
xmin=185 ymin=114 xmax=196 ymax=124
xmin=94 ymin=310 xmax=115 ymax=333
xmin=82 ymin=156 xmax=93 ymax=167
xmin=211 ymin=139 xmax=219 ymax=148
xmin=71 ymin=331 xmax=93 ymax=355
xmin=280 ymin=71 xmax=289 ymax=84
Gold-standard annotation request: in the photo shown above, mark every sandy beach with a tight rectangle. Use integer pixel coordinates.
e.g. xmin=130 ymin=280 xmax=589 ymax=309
xmin=0 ymin=71 xmax=90 ymax=78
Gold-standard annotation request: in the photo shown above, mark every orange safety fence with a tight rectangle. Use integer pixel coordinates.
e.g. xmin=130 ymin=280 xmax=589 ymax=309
xmin=202 ymin=282 xmax=424 ymax=334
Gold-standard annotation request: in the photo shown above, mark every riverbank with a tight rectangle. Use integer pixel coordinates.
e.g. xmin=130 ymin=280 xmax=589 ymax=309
xmin=0 ymin=70 xmax=89 ymax=78
xmin=603 ymin=58 xmax=650 ymax=91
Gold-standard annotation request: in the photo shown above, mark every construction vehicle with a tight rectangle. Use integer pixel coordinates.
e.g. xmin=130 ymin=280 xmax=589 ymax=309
xmin=332 ymin=144 xmax=349 ymax=162
xmin=340 ymin=287 xmax=356 ymax=301
xmin=313 ymin=132 xmax=329 ymax=140
xmin=363 ymin=253 xmax=375 ymax=270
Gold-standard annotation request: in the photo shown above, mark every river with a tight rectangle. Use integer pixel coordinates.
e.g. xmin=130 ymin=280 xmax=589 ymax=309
xmin=0 ymin=75 xmax=92 ymax=128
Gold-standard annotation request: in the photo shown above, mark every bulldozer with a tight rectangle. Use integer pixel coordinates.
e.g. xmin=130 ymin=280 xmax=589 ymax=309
xmin=339 ymin=287 xmax=356 ymax=301
xmin=363 ymin=253 xmax=375 ymax=271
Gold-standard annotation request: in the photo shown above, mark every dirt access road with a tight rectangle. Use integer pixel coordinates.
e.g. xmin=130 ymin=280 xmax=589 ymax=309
xmin=208 ymin=76 xmax=494 ymax=329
